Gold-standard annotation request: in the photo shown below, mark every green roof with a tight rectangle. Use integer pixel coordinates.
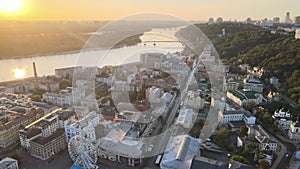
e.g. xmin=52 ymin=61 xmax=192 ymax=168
xmin=228 ymin=90 xmax=258 ymax=100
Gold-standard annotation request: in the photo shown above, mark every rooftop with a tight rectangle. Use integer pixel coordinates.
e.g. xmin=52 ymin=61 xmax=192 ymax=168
xmin=190 ymin=156 xmax=227 ymax=169
xmin=0 ymin=157 xmax=18 ymax=169
xmin=161 ymin=135 xmax=200 ymax=169
xmin=31 ymin=129 xmax=64 ymax=145
xmin=227 ymin=90 xmax=258 ymax=100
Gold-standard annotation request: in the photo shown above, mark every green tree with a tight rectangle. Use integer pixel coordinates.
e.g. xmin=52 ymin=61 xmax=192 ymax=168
xmin=59 ymin=80 xmax=72 ymax=90
xmin=213 ymin=128 xmax=230 ymax=147
xmin=231 ymin=156 xmax=249 ymax=164
xmin=239 ymin=126 xmax=249 ymax=137
xmin=258 ymin=160 xmax=271 ymax=169
xmin=30 ymin=95 xmax=41 ymax=102
xmin=245 ymin=100 xmax=255 ymax=111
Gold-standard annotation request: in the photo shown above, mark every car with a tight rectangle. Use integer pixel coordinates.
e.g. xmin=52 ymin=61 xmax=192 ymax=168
xmin=285 ymin=153 xmax=289 ymax=157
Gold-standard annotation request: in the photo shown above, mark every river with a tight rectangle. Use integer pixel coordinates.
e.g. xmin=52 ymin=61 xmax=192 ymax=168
xmin=0 ymin=27 xmax=184 ymax=82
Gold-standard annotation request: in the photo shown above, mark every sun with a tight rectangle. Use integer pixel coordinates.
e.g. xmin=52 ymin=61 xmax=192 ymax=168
xmin=0 ymin=0 xmax=22 ymax=14
xmin=13 ymin=68 xmax=26 ymax=79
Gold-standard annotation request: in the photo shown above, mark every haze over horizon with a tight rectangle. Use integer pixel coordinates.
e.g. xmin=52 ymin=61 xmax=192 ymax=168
xmin=0 ymin=0 xmax=300 ymax=21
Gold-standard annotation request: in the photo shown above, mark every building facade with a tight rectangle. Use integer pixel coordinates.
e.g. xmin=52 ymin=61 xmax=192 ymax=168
xmin=0 ymin=157 xmax=19 ymax=169
xmin=30 ymin=129 xmax=66 ymax=160
xmin=288 ymin=120 xmax=300 ymax=142
xmin=272 ymin=108 xmax=292 ymax=130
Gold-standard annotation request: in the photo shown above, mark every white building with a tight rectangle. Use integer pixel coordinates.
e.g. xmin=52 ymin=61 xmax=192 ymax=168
xmin=223 ymin=78 xmax=239 ymax=91
xmin=294 ymin=16 xmax=300 ymax=25
xmin=256 ymin=136 xmax=278 ymax=151
xmin=98 ymin=125 xmax=144 ymax=166
xmin=0 ymin=157 xmax=19 ymax=169
xmin=270 ymin=77 xmax=279 ymax=86
xmin=218 ymin=110 xmax=256 ymax=125
xmin=272 ymin=108 xmax=292 ymax=130
xmin=273 ymin=17 xmax=280 ymax=24
xmin=145 ymin=86 xmax=163 ymax=104
xmin=288 ymin=120 xmax=300 ymax=142
xmin=176 ymin=109 xmax=195 ymax=129
xmin=285 ymin=12 xmax=292 ymax=24
xmin=184 ymin=91 xmax=204 ymax=110
xmin=64 ymin=111 xmax=101 ymax=142
xmin=208 ymin=18 xmax=214 ymax=25
xmin=243 ymin=75 xmax=264 ymax=93
xmin=160 ymin=135 xmax=200 ymax=169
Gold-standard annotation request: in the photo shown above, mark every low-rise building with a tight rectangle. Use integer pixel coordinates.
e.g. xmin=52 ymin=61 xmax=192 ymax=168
xmin=64 ymin=111 xmax=100 ymax=142
xmin=223 ymin=78 xmax=239 ymax=92
xmin=255 ymin=136 xmax=278 ymax=151
xmin=272 ymin=108 xmax=292 ymax=130
xmin=227 ymin=90 xmax=263 ymax=106
xmin=243 ymin=75 xmax=263 ymax=93
xmin=42 ymin=91 xmax=73 ymax=107
xmin=190 ymin=156 xmax=227 ymax=169
xmin=160 ymin=135 xmax=200 ymax=169
xmin=288 ymin=120 xmax=300 ymax=142
xmin=98 ymin=125 xmax=144 ymax=166
xmin=0 ymin=157 xmax=19 ymax=169
xmin=218 ymin=110 xmax=256 ymax=125
xmin=176 ymin=109 xmax=195 ymax=129
xmin=55 ymin=67 xmax=82 ymax=79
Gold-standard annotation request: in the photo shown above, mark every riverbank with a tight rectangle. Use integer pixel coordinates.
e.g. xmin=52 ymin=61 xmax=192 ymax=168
xmin=0 ymin=33 xmax=143 ymax=60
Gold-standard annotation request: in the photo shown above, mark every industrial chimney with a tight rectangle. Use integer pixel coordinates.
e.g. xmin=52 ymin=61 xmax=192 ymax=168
xmin=33 ymin=62 xmax=38 ymax=89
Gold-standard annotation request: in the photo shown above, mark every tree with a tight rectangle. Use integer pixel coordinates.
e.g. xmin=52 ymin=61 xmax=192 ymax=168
xmin=231 ymin=155 xmax=249 ymax=164
xmin=245 ymin=100 xmax=255 ymax=111
xmin=213 ymin=128 xmax=230 ymax=147
xmin=239 ymin=126 xmax=249 ymax=137
xmin=258 ymin=160 xmax=270 ymax=169
xmin=59 ymin=80 xmax=72 ymax=90
xmin=31 ymin=95 xmax=41 ymax=102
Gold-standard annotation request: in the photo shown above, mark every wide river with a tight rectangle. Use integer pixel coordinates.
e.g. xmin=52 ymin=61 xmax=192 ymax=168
xmin=0 ymin=28 xmax=184 ymax=82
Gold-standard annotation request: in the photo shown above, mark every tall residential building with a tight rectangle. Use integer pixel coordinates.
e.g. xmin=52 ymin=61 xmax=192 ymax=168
xmin=245 ymin=18 xmax=252 ymax=24
xmin=273 ymin=17 xmax=280 ymax=24
xmin=208 ymin=18 xmax=214 ymax=25
xmin=285 ymin=12 xmax=292 ymax=24
xmin=216 ymin=17 xmax=223 ymax=24
xmin=294 ymin=16 xmax=300 ymax=25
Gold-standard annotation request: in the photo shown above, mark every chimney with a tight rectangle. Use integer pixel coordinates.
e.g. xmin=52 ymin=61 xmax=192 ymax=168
xmin=33 ymin=62 xmax=38 ymax=89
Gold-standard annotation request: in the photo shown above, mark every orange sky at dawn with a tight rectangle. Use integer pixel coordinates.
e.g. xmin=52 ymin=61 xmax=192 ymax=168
xmin=0 ymin=0 xmax=299 ymax=21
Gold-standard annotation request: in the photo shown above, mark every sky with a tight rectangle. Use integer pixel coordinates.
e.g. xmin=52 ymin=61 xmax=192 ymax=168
xmin=0 ymin=0 xmax=300 ymax=21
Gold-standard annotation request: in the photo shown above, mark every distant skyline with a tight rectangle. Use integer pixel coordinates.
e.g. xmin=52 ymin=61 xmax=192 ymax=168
xmin=0 ymin=0 xmax=300 ymax=21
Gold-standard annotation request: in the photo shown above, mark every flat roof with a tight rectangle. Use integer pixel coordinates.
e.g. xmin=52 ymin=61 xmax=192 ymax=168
xmin=31 ymin=129 xmax=64 ymax=145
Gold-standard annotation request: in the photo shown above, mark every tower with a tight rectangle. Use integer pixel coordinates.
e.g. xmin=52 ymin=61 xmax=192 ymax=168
xmin=285 ymin=12 xmax=291 ymax=24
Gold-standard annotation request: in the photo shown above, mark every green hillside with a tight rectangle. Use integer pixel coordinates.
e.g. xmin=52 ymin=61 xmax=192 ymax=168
xmin=182 ymin=23 xmax=300 ymax=106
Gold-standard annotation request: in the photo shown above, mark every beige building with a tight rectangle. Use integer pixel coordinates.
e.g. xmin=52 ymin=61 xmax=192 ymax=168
xmin=288 ymin=120 xmax=300 ymax=142
xmin=0 ymin=108 xmax=44 ymax=148
xmin=30 ymin=129 xmax=66 ymax=160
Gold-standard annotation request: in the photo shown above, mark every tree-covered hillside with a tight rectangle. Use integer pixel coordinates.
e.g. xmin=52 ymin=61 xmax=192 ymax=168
xmin=182 ymin=23 xmax=300 ymax=106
